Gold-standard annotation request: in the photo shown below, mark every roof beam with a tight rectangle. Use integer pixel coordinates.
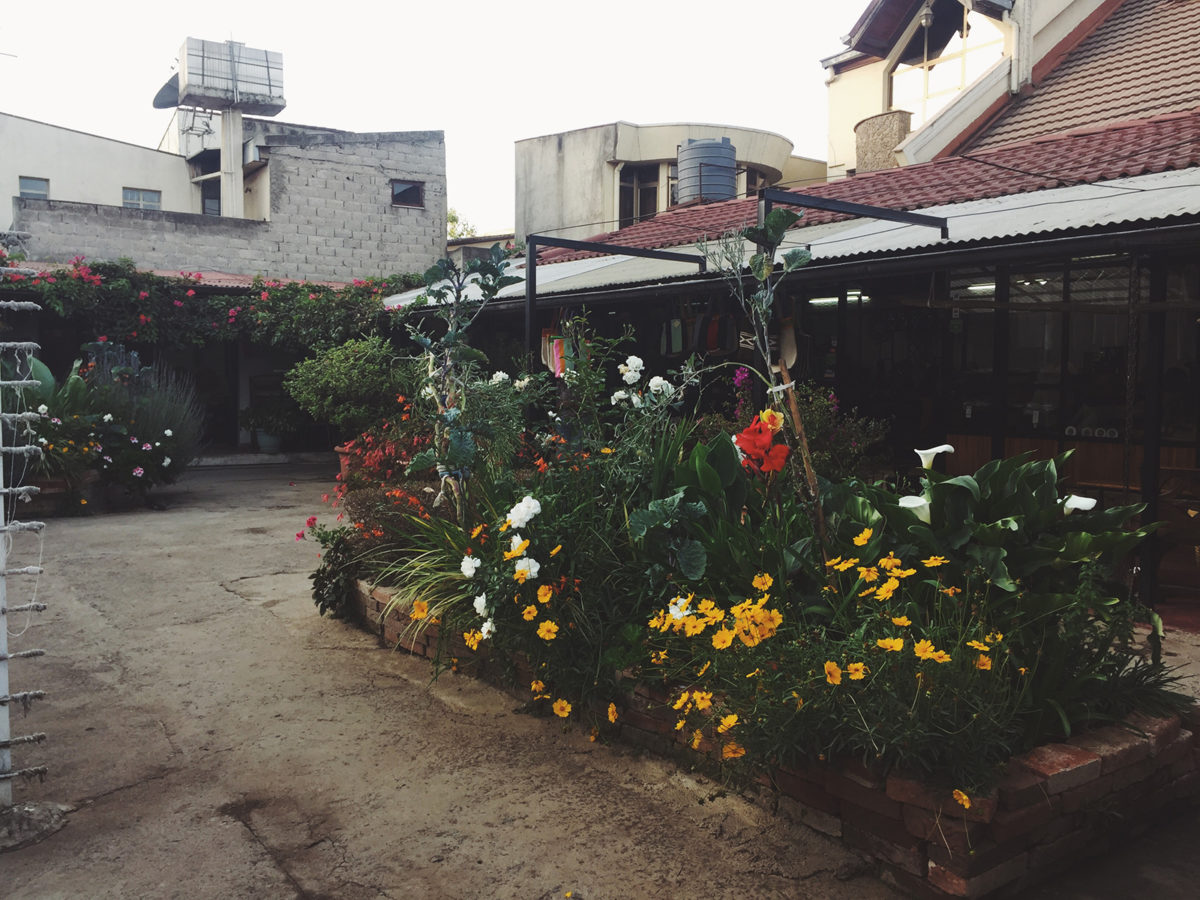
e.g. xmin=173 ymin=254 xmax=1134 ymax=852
xmin=523 ymin=234 xmax=707 ymax=352
xmin=761 ymin=187 xmax=949 ymax=240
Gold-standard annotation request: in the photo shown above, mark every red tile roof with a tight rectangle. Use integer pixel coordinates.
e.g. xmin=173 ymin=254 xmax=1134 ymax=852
xmin=970 ymin=0 xmax=1200 ymax=151
xmin=537 ymin=108 xmax=1200 ymax=264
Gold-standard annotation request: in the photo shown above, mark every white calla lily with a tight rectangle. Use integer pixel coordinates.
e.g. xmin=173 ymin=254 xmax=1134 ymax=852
xmin=915 ymin=444 xmax=955 ymax=469
xmin=1063 ymin=495 xmax=1097 ymax=514
xmin=899 ymin=495 xmax=932 ymax=524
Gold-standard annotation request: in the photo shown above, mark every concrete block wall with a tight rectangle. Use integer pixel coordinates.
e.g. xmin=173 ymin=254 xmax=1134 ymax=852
xmin=14 ymin=130 xmax=446 ymax=282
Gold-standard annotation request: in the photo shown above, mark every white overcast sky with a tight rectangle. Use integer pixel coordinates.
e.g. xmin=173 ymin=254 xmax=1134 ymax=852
xmin=2 ymin=1 xmax=859 ymax=234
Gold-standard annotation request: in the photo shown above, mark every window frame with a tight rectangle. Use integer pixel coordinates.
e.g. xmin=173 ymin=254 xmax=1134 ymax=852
xmin=122 ymin=187 xmax=163 ymax=210
xmin=390 ymin=179 xmax=425 ymax=209
xmin=18 ymin=176 xmax=49 ymax=200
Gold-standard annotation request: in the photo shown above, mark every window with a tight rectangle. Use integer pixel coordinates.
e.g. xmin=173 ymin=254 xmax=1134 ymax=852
xmin=18 ymin=177 xmax=49 ymax=200
xmin=122 ymin=187 xmax=162 ymax=210
xmin=390 ymin=180 xmax=424 ymax=208
xmin=618 ymin=163 xmax=659 ymax=228
xmin=201 ymin=179 xmax=221 ymax=217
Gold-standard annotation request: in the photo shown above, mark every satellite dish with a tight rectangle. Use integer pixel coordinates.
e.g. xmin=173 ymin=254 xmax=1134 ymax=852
xmin=153 ymin=72 xmax=180 ymax=109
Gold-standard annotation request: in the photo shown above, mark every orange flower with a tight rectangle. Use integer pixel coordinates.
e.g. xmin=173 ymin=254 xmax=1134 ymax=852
xmin=721 ymin=742 xmax=746 ymax=760
xmin=824 ymin=660 xmax=842 ymax=685
xmin=552 ymin=699 xmax=572 ymax=718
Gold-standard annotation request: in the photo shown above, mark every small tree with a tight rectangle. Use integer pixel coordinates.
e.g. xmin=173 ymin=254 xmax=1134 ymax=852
xmin=447 ymin=208 xmax=478 ymax=240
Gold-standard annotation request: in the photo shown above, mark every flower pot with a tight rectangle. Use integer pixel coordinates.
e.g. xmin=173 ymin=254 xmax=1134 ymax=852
xmin=256 ymin=432 xmax=283 ymax=454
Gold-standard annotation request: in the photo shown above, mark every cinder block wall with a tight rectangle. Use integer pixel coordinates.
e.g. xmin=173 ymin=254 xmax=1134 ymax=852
xmin=14 ymin=130 xmax=446 ymax=282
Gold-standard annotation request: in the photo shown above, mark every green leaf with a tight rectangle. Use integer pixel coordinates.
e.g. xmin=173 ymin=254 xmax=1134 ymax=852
xmin=782 ymin=248 xmax=812 ymax=272
xmin=674 ymin=539 xmax=707 ymax=580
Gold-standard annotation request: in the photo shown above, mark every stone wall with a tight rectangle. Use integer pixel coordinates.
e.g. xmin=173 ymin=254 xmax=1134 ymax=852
xmin=14 ymin=130 xmax=446 ymax=282
xmin=351 ymin=579 xmax=1200 ymax=899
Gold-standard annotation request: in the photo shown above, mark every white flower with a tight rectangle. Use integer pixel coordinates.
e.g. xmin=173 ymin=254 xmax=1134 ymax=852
xmin=36 ymin=404 xmax=48 ymax=414
xmin=102 ymin=413 xmax=113 ymax=422
xmin=514 ymin=377 xmax=531 ymax=391
xmin=154 ymin=442 xmax=161 ymax=447
xmin=668 ymin=597 xmax=688 ymax=620
xmin=162 ymin=456 xmax=172 ymax=467
xmin=507 ymin=495 xmax=542 ymax=528
xmin=473 ymin=592 xmax=489 ymax=616
xmin=618 ymin=355 xmax=644 ymax=384
xmin=163 ymin=429 xmax=173 ymax=437
xmin=460 ymin=555 xmax=481 ymax=578
xmin=630 ymin=392 xmax=643 ymax=408
xmin=610 ymin=390 xmax=629 ymax=406
xmin=1063 ymin=495 xmax=1097 ymax=514
xmin=915 ymin=444 xmax=955 ymax=469
xmin=480 ymin=618 xmax=496 ymax=639
xmin=648 ymin=375 xmax=673 ymax=396
xmin=490 ymin=371 xmax=510 ymax=384
xmin=514 ymin=557 xmax=540 ymax=581
xmin=509 ymin=534 xmax=526 ymax=556
xmin=37 ymin=437 xmax=47 ymax=445
xmin=621 ymin=369 xmax=641 ymax=385
xmin=899 ymin=495 xmax=932 ymax=524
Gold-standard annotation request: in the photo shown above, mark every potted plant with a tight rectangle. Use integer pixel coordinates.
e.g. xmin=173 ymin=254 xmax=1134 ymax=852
xmin=238 ymin=403 xmax=300 ymax=453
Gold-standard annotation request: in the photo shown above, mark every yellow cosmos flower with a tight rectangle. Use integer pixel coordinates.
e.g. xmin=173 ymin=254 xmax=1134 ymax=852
xmin=758 ymin=408 xmax=784 ymax=432
xmin=712 ymin=628 xmax=735 ymax=650
xmin=674 ymin=719 xmax=686 ymax=731
xmin=690 ymin=730 xmax=703 ymax=749
xmin=967 ymin=640 xmax=991 ymax=652
xmin=650 ymin=650 xmax=668 ymax=665
xmin=859 ymin=586 xmax=878 ymax=598
xmin=673 ymin=691 xmax=691 ymax=710
xmin=537 ymin=584 xmax=554 ymax=603
xmin=717 ymin=713 xmax=739 ymax=734
xmin=503 ymin=538 xmax=530 ymax=560
xmin=931 ymin=650 xmax=952 ymax=664
xmin=875 ymin=577 xmax=900 ymax=602
xmin=941 ymin=586 xmax=963 ymax=597
xmin=878 ymin=552 xmax=902 ymax=570
xmin=824 ymin=660 xmax=842 ymax=685
xmin=853 ymin=527 xmax=873 ymax=547
xmin=914 ymin=639 xmax=936 ymax=660
xmin=410 ymin=599 xmax=429 ymax=620
xmin=607 ymin=702 xmax=618 ymax=723
xmin=470 ymin=524 xmax=485 ymax=539
xmin=463 ymin=630 xmax=483 ymax=651
xmin=976 ymin=654 xmax=993 ymax=671
xmin=877 ymin=637 xmax=904 ymax=652
xmin=600 ymin=447 xmax=614 ymax=454
xmin=537 ymin=620 xmax=559 ymax=641
xmin=552 ymin=698 xmax=572 ymax=718
xmin=857 ymin=566 xmax=880 ymax=583
xmin=922 ymin=555 xmax=948 ymax=567
xmin=847 ymin=662 xmax=869 ymax=681
xmin=692 ymin=691 xmax=714 ymax=711
xmin=893 ymin=568 xmax=917 ymax=579
xmin=752 ymin=572 xmax=774 ymax=592
xmin=721 ymin=742 xmax=746 ymax=760
xmin=953 ymin=789 xmax=971 ymax=810
xmin=531 ymin=680 xmax=545 ymax=693
xmin=825 ymin=556 xmax=843 ymax=568
xmin=522 ymin=605 xmax=538 ymax=621
xmin=986 ymin=631 xmax=1004 ymax=643
xmin=834 ymin=557 xmax=860 ymax=572
xmin=891 ymin=616 xmax=911 ymax=627
xmin=549 ymin=544 xmax=562 ymax=557
xmin=696 ymin=660 xmax=711 ymax=677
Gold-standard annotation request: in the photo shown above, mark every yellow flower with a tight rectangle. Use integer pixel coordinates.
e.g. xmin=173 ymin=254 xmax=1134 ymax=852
xmin=470 ymin=523 xmax=485 ymax=539
xmin=531 ymin=680 xmax=545 ymax=693
xmin=878 ymin=552 xmax=902 ymax=570
xmin=673 ymin=692 xmax=691 ymax=710
xmin=941 ymin=586 xmax=963 ymax=597
xmin=931 ymin=650 xmax=952 ymax=664
xmin=717 ymin=713 xmax=739 ymax=734
xmin=600 ymin=447 xmax=614 ymax=454
xmin=891 ymin=616 xmax=911 ymax=627
xmin=1018 ymin=666 xmax=1028 ymax=676
xmin=922 ymin=555 xmax=948 ymax=567
xmin=847 ymin=662 xmax=869 ymax=681
xmin=675 ymin=719 xmax=686 ymax=731
xmin=463 ymin=630 xmax=482 ymax=651
xmin=522 ymin=605 xmax=539 ymax=621
xmin=824 ymin=660 xmax=842 ymax=685
xmin=503 ymin=538 xmax=530 ymax=560
xmin=607 ymin=702 xmax=618 ymax=723
xmin=834 ymin=557 xmax=860 ymax=572
xmin=552 ymin=698 xmax=572 ymax=718
xmin=745 ymin=668 xmax=761 ymax=678
xmin=696 ymin=660 xmax=711 ymax=677
xmin=853 ymin=527 xmax=873 ymax=546
xmin=758 ymin=408 xmax=784 ymax=432
xmin=537 ymin=584 xmax=554 ymax=603
xmin=537 ymin=620 xmax=559 ymax=641
xmin=722 ymin=742 xmax=746 ymax=760
xmin=650 ymin=650 xmax=668 ymax=665
xmin=877 ymin=637 xmax=905 ymax=652
xmin=967 ymin=640 xmax=991 ymax=652
xmin=549 ymin=544 xmax=562 ymax=557
xmin=914 ymin=639 xmax=936 ymax=660
xmin=976 ymin=654 xmax=993 ymax=671
xmin=752 ymin=572 xmax=774 ymax=592
xmin=986 ymin=631 xmax=1004 ymax=643
xmin=857 ymin=566 xmax=879 ymax=583
xmin=953 ymin=789 xmax=971 ymax=810
xmin=858 ymin=586 xmax=878 ymax=598
xmin=410 ymin=599 xmax=429 ymax=620
xmin=692 ymin=691 xmax=714 ymax=711
xmin=712 ymin=628 xmax=735 ymax=650
xmin=893 ymin=568 xmax=917 ymax=579
xmin=875 ymin=577 xmax=900 ymax=602
xmin=690 ymin=729 xmax=703 ymax=749
xmin=825 ymin=556 xmax=843 ymax=568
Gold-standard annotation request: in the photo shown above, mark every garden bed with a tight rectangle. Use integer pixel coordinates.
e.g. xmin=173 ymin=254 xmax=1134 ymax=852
xmin=350 ymin=579 xmax=1200 ymax=899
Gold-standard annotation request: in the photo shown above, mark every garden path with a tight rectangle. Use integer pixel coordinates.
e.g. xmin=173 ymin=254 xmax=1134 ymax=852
xmin=1 ymin=463 xmax=899 ymax=899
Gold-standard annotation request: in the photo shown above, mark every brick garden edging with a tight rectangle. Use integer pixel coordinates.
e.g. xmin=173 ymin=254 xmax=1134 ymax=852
xmin=351 ymin=580 xmax=1200 ymax=898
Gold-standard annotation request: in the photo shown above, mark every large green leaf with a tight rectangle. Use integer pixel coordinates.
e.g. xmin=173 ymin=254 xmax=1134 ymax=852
xmin=674 ymin=539 xmax=707 ymax=581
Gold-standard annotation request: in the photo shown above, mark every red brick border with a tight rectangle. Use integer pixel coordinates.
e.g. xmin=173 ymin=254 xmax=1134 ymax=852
xmin=349 ymin=581 xmax=1200 ymax=898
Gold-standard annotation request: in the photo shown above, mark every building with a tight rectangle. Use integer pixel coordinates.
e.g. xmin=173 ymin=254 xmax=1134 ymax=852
xmin=515 ymin=121 xmax=824 ymax=241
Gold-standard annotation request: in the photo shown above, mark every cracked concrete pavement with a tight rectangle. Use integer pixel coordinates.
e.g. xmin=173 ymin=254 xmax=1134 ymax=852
xmin=0 ymin=463 xmax=901 ymax=899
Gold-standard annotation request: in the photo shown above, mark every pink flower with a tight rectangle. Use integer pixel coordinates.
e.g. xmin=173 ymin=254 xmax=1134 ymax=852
xmin=97 ymin=335 xmax=107 ymax=342
xmin=132 ymin=467 xmax=145 ymax=478
xmin=138 ymin=291 xmax=149 ymax=300
xmin=306 ymin=516 xmax=317 ymax=528
xmin=295 ymin=531 xmax=305 ymax=541
xmin=186 ymin=289 xmax=195 ymax=297
xmin=174 ymin=300 xmax=184 ymax=307
xmin=141 ymin=443 xmax=152 ymax=450
xmin=260 ymin=291 xmax=269 ymax=301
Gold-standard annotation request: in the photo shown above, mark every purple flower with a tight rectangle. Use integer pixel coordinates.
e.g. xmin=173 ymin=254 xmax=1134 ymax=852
xmin=130 ymin=436 xmax=139 ymax=444
xmin=132 ymin=466 xmax=144 ymax=478
xmin=733 ymin=367 xmax=751 ymax=389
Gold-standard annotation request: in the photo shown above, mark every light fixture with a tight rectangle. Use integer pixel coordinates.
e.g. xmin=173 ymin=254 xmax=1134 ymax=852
xmin=918 ymin=2 xmax=934 ymax=29
xmin=967 ymin=283 xmax=996 ymax=293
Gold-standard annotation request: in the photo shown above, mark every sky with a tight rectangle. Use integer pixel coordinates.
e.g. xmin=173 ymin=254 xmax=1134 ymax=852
xmin=2 ymin=1 xmax=860 ymax=235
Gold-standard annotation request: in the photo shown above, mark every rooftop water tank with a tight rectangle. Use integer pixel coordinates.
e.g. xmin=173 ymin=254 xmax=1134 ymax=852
xmin=676 ymin=137 xmax=737 ymax=204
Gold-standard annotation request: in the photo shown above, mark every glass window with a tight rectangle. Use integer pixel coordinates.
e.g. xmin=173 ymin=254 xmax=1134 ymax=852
xmin=18 ymin=176 xmax=49 ymax=200
xmin=619 ymin=164 xmax=659 ymax=228
xmin=390 ymin=180 xmax=424 ymax=208
xmin=122 ymin=187 xmax=162 ymax=210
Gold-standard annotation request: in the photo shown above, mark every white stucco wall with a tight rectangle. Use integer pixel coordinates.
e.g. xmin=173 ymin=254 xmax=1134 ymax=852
xmin=2 ymin=112 xmax=196 ymax=227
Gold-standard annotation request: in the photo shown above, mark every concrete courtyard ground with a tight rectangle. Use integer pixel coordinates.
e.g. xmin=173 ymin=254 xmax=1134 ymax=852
xmin=2 ymin=462 xmax=1199 ymax=898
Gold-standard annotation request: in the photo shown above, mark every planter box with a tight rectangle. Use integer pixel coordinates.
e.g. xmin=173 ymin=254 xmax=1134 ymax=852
xmin=349 ymin=580 xmax=1200 ymax=898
